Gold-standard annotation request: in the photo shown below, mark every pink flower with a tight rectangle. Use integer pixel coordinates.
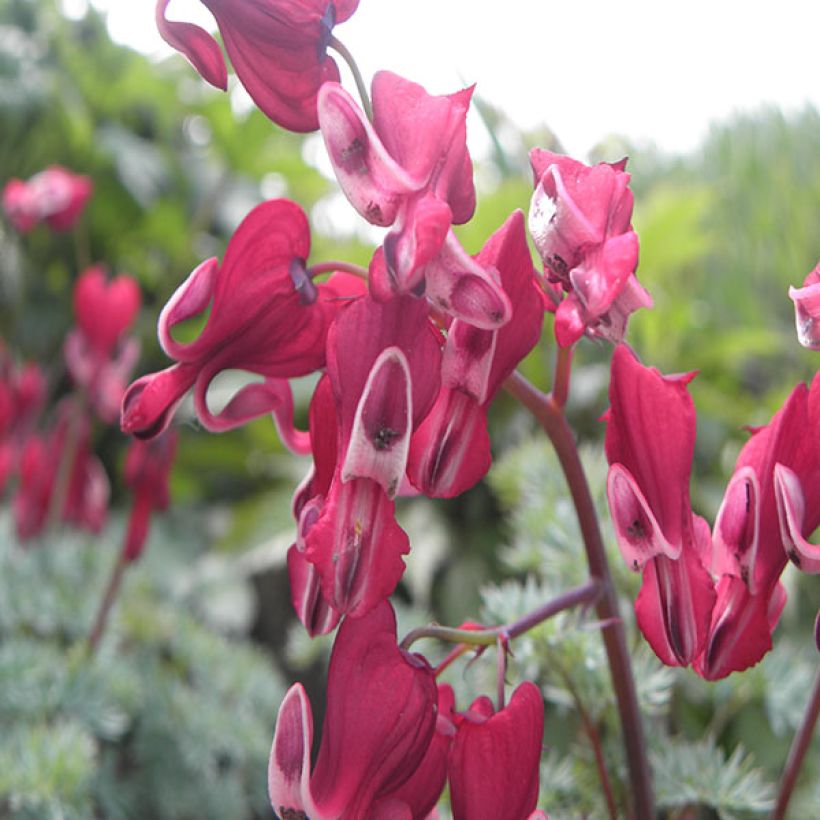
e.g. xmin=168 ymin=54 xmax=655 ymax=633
xmin=407 ymin=209 xmax=543 ymax=497
xmin=319 ymin=71 xmax=511 ymax=329
xmin=604 ymin=345 xmax=716 ymax=667
xmin=122 ymin=430 xmax=178 ymax=562
xmin=448 ymin=682 xmax=544 ymax=820
xmin=156 ymin=0 xmax=359 ymax=132
xmin=65 ymin=266 xmax=141 ymax=423
xmin=2 ymin=166 xmax=92 ymax=233
xmin=303 ymin=293 xmax=441 ymax=618
xmin=121 ymin=199 xmax=353 ymax=442
xmin=529 ymin=150 xmax=650 ymax=347
xmin=788 ymin=262 xmax=820 ymax=349
xmin=13 ymin=400 xmax=109 ymax=540
xmin=268 ymin=600 xmax=440 ymax=819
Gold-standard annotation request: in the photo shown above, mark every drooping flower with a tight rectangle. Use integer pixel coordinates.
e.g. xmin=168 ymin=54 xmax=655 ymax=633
xmin=304 ymin=293 xmax=441 ymax=618
xmin=2 ymin=166 xmax=92 ymax=233
xmin=448 ymin=682 xmax=544 ymax=820
xmin=156 ymin=0 xmax=359 ymax=132
xmin=529 ymin=150 xmax=650 ymax=347
xmin=65 ymin=266 xmax=141 ymax=423
xmin=13 ymin=400 xmax=109 ymax=540
xmin=319 ymin=71 xmax=511 ymax=329
xmin=604 ymin=344 xmax=716 ymax=667
xmin=694 ymin=374 xmax=820 ymax=679
xmin=787 ymin=262 xmax=820 ymax=349
xmin=407 ymin=209 xmax=543 ymax=497
xmin=268 ymin=600 xmax=440 ymax=819
xmin=121 ymin=199 xmax=353 ymax=443
xmin=122 ymin=430 xmax=178 ymax=562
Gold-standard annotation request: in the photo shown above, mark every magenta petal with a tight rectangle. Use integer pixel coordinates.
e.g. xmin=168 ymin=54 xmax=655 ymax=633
xmin=607 ymin=463 xmax=680 ymax=568
xmin=120 ymin=363 xmax=197 ymax=439
xmin=788 ymin=264 xmax=820 ymax=349
xmin=287 ymin=544 xmax=342 ymax=637
xmin=156 ymin=0 xmax=227 ymax=90
xmin=636 ymin=551 xmax=716 ymax=667
xmin=449 ymin=682 xmax=543 ymax=820
xmin=268 ymin=684 xmax=318 ymax=819
xmin=694 ymin=576 xmax=779 ymax=680
xmin=774 ymin=463 xmax=820 ymax=573
xmin=318 ymin=82 xmax=420 ymax=225
xmin=713 ymin=466 xmax=761 ymax=588
xmin=305 ymin=477 xmax=409 ymax=617
xmin=310 ymin=601 xmax=438 ymax=816
xmin=424 ymin=231 xmax=512 ymax=330
xmin=442 ymin=321 xmax=498 ymax=403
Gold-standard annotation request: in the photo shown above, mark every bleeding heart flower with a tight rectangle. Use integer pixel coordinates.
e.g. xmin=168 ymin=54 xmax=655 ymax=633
xmin=2 ymin=166 xmax=92 ymax=233
xmin=319 ymin=71 xmax=511 ymax=329
xmin=156 ymin=0 xmax=359 ymax=132
xmin=268 ymin=600 xmax=439 ymax=819
xmin=529 ymin=150 xmax=650 ymax=347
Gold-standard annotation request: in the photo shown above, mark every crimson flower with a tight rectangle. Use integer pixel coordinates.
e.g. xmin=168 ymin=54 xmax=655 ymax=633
xmin=788 ymin=262 xmax=820 ymax=349
xmin=448 ymin=682 xmax=544 ymax=820
xmin=303 ymin=294 xmax=441 ymax=618
xmin=122 ymin=430 xmax=178 ymax=562
xmin=65 ymin=266 xmax=141 ymax=423
xmin=13 ymin=400 xmax=109 ymax=540
xmin=319 ymin=71 xmax=511 ymax=329
xmin=156 ymin=0 xmax=359 ymax=132
xmin=529 ymin=150 xmax=650 ymax=347
xmin=696 ymin=374 xmax=820 ymax=679
xmin=267 ymin=600 xmax=439 ymax=819
xmin=2 ymin=166 xmax=92 ymax=233
xmin=121 ymin=199 xmax=350 ymax=442
xmin=407 ymin=209 xmax=543 ymax=497
xmin=605 ymin=345 xmax=716 ymax=667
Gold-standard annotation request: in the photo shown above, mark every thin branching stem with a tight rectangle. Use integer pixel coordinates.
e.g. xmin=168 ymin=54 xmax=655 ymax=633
xmin=327 ymin=35 xmax=372 ymax=121
xmin=307 ymin=260 xmax=368 ymax=279
xmin=503 ymin=369 xmax=655 ymax=819
xmin=772 ymin=667 xmax=820 ymax=820
xmin=87 ymin=551 xmax=128 ymax=654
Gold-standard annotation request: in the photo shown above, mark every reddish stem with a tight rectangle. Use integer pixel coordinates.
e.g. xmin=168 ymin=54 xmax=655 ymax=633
xmin=307 ymin=260 xmax=369 ymax=280
xmin=504 ymin=369 xmax=654 ymax=819
xmin=552 ymin=344 xmax=573 ymax=410
xmin=87 ymin=550 xmax=128 ymax=654
xmin=772 ymin=668 xmax=820 ymax=820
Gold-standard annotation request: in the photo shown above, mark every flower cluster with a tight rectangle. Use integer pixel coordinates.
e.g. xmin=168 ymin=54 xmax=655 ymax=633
xmin=2 ymin=165 xmax=92 ymax=233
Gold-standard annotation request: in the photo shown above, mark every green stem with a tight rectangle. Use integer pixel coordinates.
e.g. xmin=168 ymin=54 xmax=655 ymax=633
xmin=328 ymin=35 xmax=372 ymax=122
xmin=504 ymin=369 xmax=654 ymax=819
xmin=772 ymin=667 xmax=820 ymax=820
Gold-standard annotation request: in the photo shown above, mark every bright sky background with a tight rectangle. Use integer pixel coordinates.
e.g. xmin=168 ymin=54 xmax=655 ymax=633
xmin=62 ymin=0 xmax=820 ymax=159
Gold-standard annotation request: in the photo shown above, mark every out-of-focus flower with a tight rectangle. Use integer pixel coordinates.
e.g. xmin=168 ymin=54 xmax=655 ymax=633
xmin=13 ymin=400 xmax=109 ymax=540
xmin=156 ymin=0 xmax=359 ymax=132
xmin=448 ymin=682 xmax=544 ymax=820
xmin=319 ymin=71 xmax=511 ymax=329
xmin=121 ymin=199 xmax=355 ymax=442
xmin=268 ymin=600 xmax=440 ymax=818
xmin=407 ymin=209 xmax=542 ymax=497
xmin=788 ymin=262 xmax=820 ymax=349
xmin=529 ymin=150 xmax=650 ymax=347
xmin=2 ymin=166 xmax=92 ymax=233
xmin=605 ymin=345 xmax=715 ymax=667
xmin=122 ymin=429 xmax=178 ymax=562
xmin=65 ymin=266 xmax=141 ymax=423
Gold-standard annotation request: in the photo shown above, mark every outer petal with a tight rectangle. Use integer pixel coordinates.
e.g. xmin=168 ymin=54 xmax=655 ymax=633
xmin=287 ymin=545 xmax=342 ymax=637
xmin=156 ymin=0 xmax=228 ymax=90
xmin=319 ymin=82 xmax=421 ymax=225
xmin=774 ymin=463 xmax=820 ymax=573
xmin=449 ymin=682 xmax=543 ymax=820
xmin=120 ymin=363 xmax=198 ymax=439
xmin=74 ymin=266 xmax=141 ymax=356
xmin=712 ymin=466 xmax=761 ymax=588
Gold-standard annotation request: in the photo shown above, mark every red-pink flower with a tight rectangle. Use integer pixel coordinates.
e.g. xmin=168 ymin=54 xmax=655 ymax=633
xmin=304 ymin=294 xmax=441 ymax=618
xmin=788 ymin=262 xmax=820 ymax=349
xmin=448 ymin=682 xmax=544 ymax=820
xmin=529 ymin=150 xmax=650 ymax=347
xmin=65 ymin=266 xmax=141 ymax=423
xmin=122 ymin=430 xmax=178 ymax=562
xmin=268 ymin=601 xmax=439 ymax=819
xmin=407 ymin=209 xmax=543 ymax=497
xmin=2 ymin=166 xmax=92 ymax=233
xmin=121 ymin=199 xmax=351 ymax=442
xmin=605 ymin=345 xmax=715 ymax=667
xmin=13 ymin=401 xmax=109 ymax=540
xmin=319 ymin=71 xmax=511 ymax=329
xmin=156 ymin=0 xmax=359 ymax=132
